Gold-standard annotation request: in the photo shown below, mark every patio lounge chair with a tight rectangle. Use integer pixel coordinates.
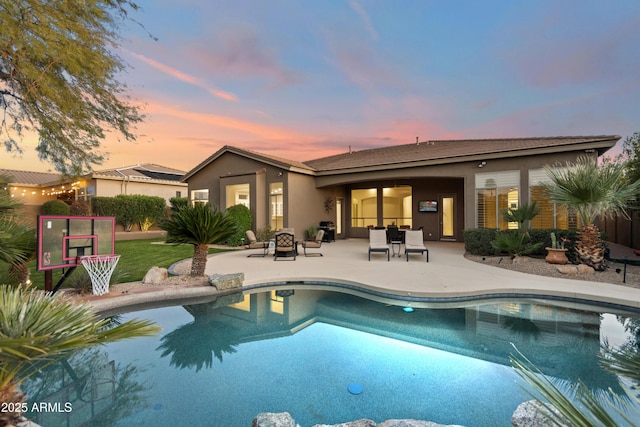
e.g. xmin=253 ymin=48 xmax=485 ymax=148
xmin=368 ymin=229 xmax=389 ymax=261
xmin=405 ymin=230 xmax=428 ymax=262
xmin=302 ymin=230 xmax=324 ymax=256
xmin=274 ymin=231 xmax=297 ymax=261
xmin=245 ymin=230 xmax=269 ymax=257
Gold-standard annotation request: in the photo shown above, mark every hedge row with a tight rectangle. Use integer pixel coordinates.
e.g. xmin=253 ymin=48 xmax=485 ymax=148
xmin=93 ymin=195 xmax=167 ymax=231
xmin=464 ymin=228 xmax=580 ymax=258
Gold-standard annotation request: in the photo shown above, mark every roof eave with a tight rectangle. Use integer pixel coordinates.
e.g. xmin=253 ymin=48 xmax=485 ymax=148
xmin=313 ymin=139 xmax=619 ymax=176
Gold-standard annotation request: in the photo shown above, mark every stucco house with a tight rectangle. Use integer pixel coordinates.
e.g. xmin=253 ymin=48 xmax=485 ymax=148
xmin=2 ymin=163 xmax=186 ymax=224
xmin=182 ymin=135 xmax=619 ymax=242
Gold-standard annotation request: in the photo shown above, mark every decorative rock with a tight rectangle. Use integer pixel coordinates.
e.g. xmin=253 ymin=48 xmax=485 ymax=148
xmin=576 ymin=264 xmax=595 ymax=274
xmin=511 ymin=400 xmax=566 ymax=427
xmin=313 ymin=420 xmax=376 ymax=427
xmin=379 ymin=421 xmax=464 ymax=427
xmin=208 ymin=272 xmax=244 ymax=291
xmin=142 ymin=266 xmax=168 ymax=284
xmin=555 ymin=265 xmax=578 ymax=275
xmin=252 ymin=412 xmax=299 ymax=427
xmin=512 ymin=256 xmax=533 ymax=264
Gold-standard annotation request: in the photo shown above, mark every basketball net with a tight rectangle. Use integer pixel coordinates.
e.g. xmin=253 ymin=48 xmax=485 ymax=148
xmin=79 ymin=255 xmax=121 ymax=296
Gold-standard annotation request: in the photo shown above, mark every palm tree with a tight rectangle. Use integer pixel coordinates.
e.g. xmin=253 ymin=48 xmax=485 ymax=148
xmin=543 ymin=156 xmax=640 ymax=270
xmin=160 ymin=203 xmax=238 ymax=276
xmin=0 ymin=285 xmax=160 ymax=426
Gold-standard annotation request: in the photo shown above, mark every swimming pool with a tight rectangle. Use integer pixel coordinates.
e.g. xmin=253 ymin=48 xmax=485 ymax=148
xmin=21 ymin=287 xmax=640 ymax=426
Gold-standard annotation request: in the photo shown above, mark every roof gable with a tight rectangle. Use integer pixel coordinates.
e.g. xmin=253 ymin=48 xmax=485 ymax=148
xmin=182 ymin=145 xmax=316 ymax=181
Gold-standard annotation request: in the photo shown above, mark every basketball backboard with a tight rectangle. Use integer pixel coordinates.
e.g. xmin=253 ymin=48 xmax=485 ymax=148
xmin=37 ymin=215 xmax=116 ymax=271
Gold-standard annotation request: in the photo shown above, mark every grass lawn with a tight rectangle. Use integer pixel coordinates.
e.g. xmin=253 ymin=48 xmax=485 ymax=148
xmin=1 ymin=239 xmax=230 ymax=290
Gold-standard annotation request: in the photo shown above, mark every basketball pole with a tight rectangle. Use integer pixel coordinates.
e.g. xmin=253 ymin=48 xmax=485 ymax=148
xmin=44 ymin=270 xmax=52 ymax=292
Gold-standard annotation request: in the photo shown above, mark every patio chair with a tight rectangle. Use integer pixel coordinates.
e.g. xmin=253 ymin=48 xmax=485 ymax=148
xmin=274 ymin=231 xmax=297 ymax=261
xmin=404 ymin=230 xmax=428 ymax=262
xmin=302 ymin=230 xmax=324 ymax=256
xmin=245 ymin=230 xmax=269 ymax=257
xmin=301 ymin=230 xmax=324 ymax=257
xmin=368 ymin=229 xmax=390 ymax=261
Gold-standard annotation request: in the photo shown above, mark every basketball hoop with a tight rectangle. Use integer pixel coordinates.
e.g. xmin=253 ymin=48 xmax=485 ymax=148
xmin=79 ymin=255 xmax=121 ymax=296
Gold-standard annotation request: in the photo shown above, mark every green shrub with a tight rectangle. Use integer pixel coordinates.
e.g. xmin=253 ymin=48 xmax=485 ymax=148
xmin=528 ymin=228 xmax=580 ymax=262
xmin=256 ymin=225 xmax=274 ymax=242
xmin=169 ymin=197 xmax=188 ymax=212
xmin=136 ymin=196 xmax=167 ymax=231
xmin=68 ymin=266 xmax=129 ymax=294
xmin=112 ymin=195 xmax=138 ymax=231
xmin=306 ymin=225 xmax=318 ymax=240
xmin=463 ymin=228 xmax=498 ymax=255
xmin=41 ymin=200 xmax=70 ymax=215
xmin=92 ymin=197 xmax=119 ymax=216
xmin=491 ymin=230 xmax=543 ymax=257
xmin=70 ymin=200 xmax=91 ymax=216
xmin=465 ymin=227 xmax=585 ymax=260
xmin=225 ymin=204 xmax=252 ymax=246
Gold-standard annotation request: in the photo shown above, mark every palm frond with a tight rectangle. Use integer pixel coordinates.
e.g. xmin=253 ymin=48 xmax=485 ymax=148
xmin=0 ymin=220 xmax=36 ymax=265
xmin=0 ymin=285 xmax=160 ymax=390
xmin=160 ymin=203 xmax=238 ymax=246
xmin=511 ymin=345 xmax=640 ymax=427
xmin=543 ymin=156 xmax=640 ymax=225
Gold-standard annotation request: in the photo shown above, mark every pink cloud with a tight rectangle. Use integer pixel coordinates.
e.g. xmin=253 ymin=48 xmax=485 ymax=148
xmin=185 ymin=27 xmax=304 ymax=88
xmin=502 ymin=11 xmax=640 ymax=88
xmin=126 ymin=51 xmax=238 ymax=101
xmin=349 ymin=1 xmax=378 ymax=41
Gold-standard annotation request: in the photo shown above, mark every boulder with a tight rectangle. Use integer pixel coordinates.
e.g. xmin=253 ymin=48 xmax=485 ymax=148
xmin=511 ymin=400 xmax=566 ymax=427
xmin=142 ymin=266 xmax=168 ymax=284
xmin=252 ymin=412 xmax=298 ymax=427
xmin=208 ymin=272 xmax=244 ymax=290
xmin=555 ymin=265 xmax=577 ymax=275
xmin=512 ymin=256 xmax=532 ymax=265
xmin=576 ymin=264 xmax=595 ymax=274
xmin=313 ymin=420 xmax=376 ymax=427
xmin=380 ymin=421 xmax=464 ymax=427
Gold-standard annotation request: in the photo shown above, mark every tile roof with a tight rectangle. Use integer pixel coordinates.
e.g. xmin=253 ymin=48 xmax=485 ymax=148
xmin=0 ymin=169 xmax=62 ymax=186
xmin=91 ymin=163 xmax=186 ymax=182
xmin=303 ymin=135 xmax=620 ymax=172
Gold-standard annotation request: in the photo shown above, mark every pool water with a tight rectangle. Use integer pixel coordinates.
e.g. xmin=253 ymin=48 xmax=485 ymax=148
xmin=21 ymin=288 xmax=640 ymax=427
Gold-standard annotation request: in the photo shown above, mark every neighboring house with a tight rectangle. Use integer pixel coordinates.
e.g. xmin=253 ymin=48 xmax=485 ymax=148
xmin=1 ymin=163 xmax=186 ymax=225
xmin=73 ymin=163 xmax=187 ymax=203
xmin=1 ymin=169 xmax=63 ymax=221
xmin=182 ymin=135 xmax=619 ymax=241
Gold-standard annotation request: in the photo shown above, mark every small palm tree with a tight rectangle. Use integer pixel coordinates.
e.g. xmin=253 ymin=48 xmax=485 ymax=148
xmin=0 ymin=285 xmax=160 ymax=426
xmin=160 ymin=203 xmax=238 ymax=276
xmin=501 ymin=201 xmax=540 ymax=230
xmin=543 ymin=156 xmax=640 ymax=270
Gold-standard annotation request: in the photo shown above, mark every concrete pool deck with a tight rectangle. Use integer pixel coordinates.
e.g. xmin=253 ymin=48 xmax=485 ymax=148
xmin=84 ymin=239 xmax=640 ymax=314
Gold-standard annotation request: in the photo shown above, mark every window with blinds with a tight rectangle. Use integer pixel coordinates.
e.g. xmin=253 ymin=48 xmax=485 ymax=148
xmin=475 ymin=171 xmax=520 ymax=229
xmin=528 ymin=169 xmax=576 ymax=230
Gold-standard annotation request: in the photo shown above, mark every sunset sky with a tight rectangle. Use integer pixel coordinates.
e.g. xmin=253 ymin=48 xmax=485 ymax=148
xmin=2 ymin=0 xmax=640 ymax=173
